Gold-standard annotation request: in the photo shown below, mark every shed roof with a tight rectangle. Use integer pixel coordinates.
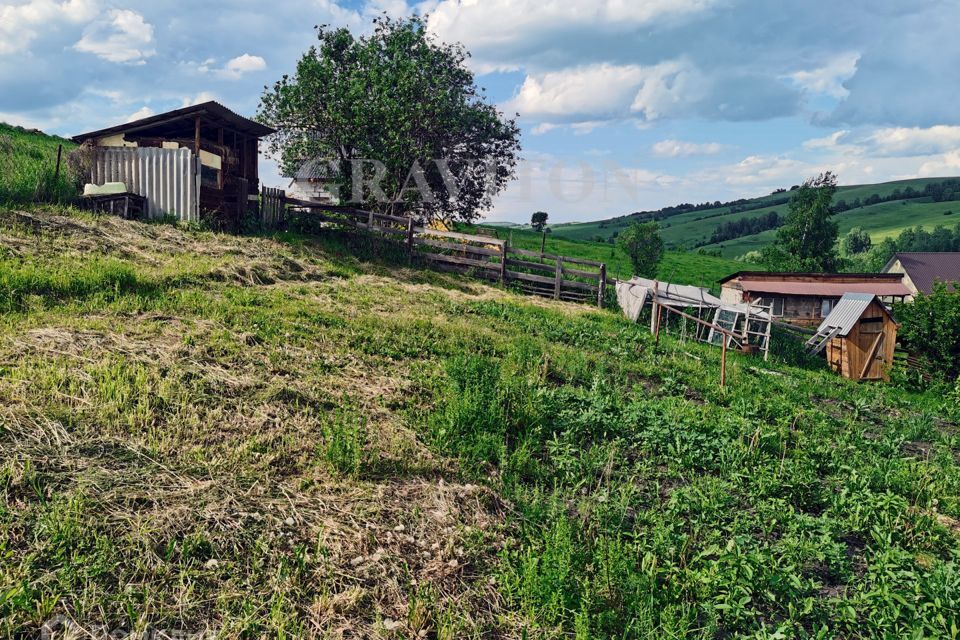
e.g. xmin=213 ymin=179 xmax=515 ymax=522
xmin=72 ymin=101 xmax=276 ymax=143
xmin=718 ymin=271 xmax=904 ymax=284
xmin=884 ymin=252 xmax=960 ymax=294
xmin=815 ymin=293 xmax=893 ymax=336
xmin=735 ymin=279 xmax=911 ymax=297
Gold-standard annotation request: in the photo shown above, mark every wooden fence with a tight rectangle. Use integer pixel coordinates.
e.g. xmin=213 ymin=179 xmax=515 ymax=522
xmin=279 ymin=195 xmax=607 ymax=307
xmin=261 ymin=186 xmax=286 ymax=228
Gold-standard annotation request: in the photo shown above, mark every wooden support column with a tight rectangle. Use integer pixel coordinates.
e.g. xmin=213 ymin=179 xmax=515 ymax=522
xmin=720 ymin=338 xmax=728 ymax=388
xmin=193 ymin=116 xmax=201 ymax=155
xmin=406 ymin=217 xmax=415 ymax=260
xmin=499 ymin=243 xmax=508 ymax=285
xmin=597 ymin=263 xmax=606 ymax=308
xmin=650 ymin=281 xmax=659 ymax=335
xmin=554 ymin=257 xmax=563 ymax=300
xmin=217 ymin=128 xmax=224 ymax=189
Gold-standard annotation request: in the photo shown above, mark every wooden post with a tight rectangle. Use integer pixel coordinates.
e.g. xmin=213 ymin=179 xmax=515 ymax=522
xmin=650 ymin=281 xmax=659 ymax=335
xmin=720 ymin=338 xmax=728 ymax=388
xmin=554 ymin=257 xmax=563 ymax=300
xmin=597 ymin=263 xmax=606 ymax=308
xmin=540 ymin=230 xmax=546 ymax=258
xmin=500 ymin=244 xmax=508 ymax=285
xmin=53 ymin=144 xmax=63 ymax=201
xmin=367 ymin=209 xmax=374 ymax=230
xmin=406 ymin=217 xmax=415 ymax=261
xmin=194 ymin=116 xmax=201 ymax=155
xmin=655 ymin=304 xmax=663 ymax=345
xmin=217 ymin=128 xmax=224 ymax=189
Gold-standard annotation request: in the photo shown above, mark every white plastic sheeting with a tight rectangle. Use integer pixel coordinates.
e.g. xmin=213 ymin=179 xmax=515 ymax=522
xmin=90 ymin=147 xmax=201 ymax=222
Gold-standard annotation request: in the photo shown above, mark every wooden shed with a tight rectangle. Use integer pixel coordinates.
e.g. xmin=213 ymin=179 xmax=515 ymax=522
xmin=806 ymin=293 xmax=898 ymax=381
xmin=72 ymin=101 xmax=275 ymax=226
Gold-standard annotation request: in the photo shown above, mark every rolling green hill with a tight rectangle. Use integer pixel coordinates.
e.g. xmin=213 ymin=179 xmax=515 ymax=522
xmin=0 ymin=122 xmax=76 ymax=205
xmin=546 ymin=177 xmax=960 ymax=259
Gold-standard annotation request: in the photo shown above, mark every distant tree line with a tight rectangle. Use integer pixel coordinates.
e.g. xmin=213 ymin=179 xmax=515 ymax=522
xmin=834 ymin=179 xmax=960 ymax=213
xmin=845 ymin=222 xmax=960 ymax=272
xmin=705 ymin=211 xmax=782 ymax=245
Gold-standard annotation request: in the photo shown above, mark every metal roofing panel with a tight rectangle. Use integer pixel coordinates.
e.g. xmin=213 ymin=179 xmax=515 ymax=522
xmin=888 ymin=252 xmax=960 ymax=294
xmin=815 ymin=293 xmax=876 ymax=336
xmin=737 ymin=280 xmax=911 ymax=297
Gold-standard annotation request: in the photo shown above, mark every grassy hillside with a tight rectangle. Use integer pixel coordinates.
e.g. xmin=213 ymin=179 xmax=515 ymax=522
xmin=470 ymin=224 xmax=742 ymax=287
xmin=0 ymin=122 xmax=76 ymax=205
xmin=548 ymin=177 xmax=960 ymax=259
xmin=1 ymin=208 xmax=958 ymax=638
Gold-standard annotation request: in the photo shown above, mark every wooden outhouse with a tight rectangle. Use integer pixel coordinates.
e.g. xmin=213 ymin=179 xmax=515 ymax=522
xmin=807 ymin=293 xmax=898 ymax=381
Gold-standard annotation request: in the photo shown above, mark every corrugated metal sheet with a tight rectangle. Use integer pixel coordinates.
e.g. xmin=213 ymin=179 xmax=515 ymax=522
xmin=816 ymin=292 xmax=876 ymax=336
xmin=90 ymin=147 xmax=200 ymax=222
xmin=738 ymin=280 xmax=911 ymax=297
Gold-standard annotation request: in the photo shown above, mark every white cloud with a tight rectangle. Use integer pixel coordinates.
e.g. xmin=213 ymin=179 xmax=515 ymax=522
xmin=788 ymin=52 xmax=859 ymax=99
xmin=219 ymin=54 xmax=267 ymax=79
xmin=917 ymin=151 xmax=960 ymax=177
xmin=508 ymin=60 xmax=712 ymax=128
xmin=125 ymin=106 xmax=153 ymax=122
xmin=802 ymin=130 xmax=850 ymax=151
xmin=426 ymin=0 xmax=719 ymax=73
xmin=74 ymin=9 xmax=155 ymax=64
xmin=0 ymin=0 xmax=98 ymax=54
xmin=181 ymin=92 xmax=219 ymax=107
xmin=866 ymin=125 xmax=960 ymax=157
xmin=652 ymin=139 xmax=724 ymax=157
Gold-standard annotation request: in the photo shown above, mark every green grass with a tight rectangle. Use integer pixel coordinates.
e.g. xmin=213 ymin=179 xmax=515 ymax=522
xmin=0 ymin=122 xmax=77 ymax=205
xmin=470 ymin=224 xmax=742 ymax=287
xmin=1 ymin=208 xmax=958 ymax=638
xmin=547 ymin=177 xmax=960 ymax=259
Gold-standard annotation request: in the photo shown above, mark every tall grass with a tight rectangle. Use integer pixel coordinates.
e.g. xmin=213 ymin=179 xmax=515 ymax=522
xmin=0 ymin=122 xmax=77 ymax=206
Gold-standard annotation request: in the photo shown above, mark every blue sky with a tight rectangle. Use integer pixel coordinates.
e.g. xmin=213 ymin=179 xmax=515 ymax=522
xmin=3 ymin=0 xmax=960 ymax=223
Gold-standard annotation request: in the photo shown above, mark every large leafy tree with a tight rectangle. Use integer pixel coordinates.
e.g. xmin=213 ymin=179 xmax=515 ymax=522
xmin=530 ymin=211 xmax=549 ymax=232
xmin=258 ymin=15 xmax=521 ymax=224
xmin=761 ymin=172 xmax=841 ymax=271
xmin=618 ymin=221 xmax=664 ymax=278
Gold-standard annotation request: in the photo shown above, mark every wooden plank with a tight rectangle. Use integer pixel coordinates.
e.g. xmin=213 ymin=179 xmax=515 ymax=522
xmin=508 ymin=247 xmax=558 ymax=260
xmin=415 ymin=227 xmax=505 ymax=246
xmin=421 ymin=252 xmax=500 ymax=271
xmin=506 ymin=258 xmax=557 ymax=273
xmin=372 ymin=212 xmax=411 ymax=225
xmin=562 ymin=266 xmax=601 ymax=280
xmin=414 ymin=237 xmax=504 ymax=256
xmin=858 ymin=332 xmax=884 ymax=382
xmin=504 ymin=270 xmax=598 ymax=292
xmin=505 ymin=270 xmax=556 ymax=286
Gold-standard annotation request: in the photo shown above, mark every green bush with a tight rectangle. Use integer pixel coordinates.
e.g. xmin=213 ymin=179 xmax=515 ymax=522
xmin=894 ymin=282 xmax=960 ymax=382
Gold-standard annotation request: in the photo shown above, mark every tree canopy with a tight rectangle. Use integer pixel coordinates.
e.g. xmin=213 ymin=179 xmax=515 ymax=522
xmin=258 ymin=15 xmax=521 ymax=224
xmin=842 ymin=227 xmax=872 ymax=255
xmin=530 ymin=211 xmax=549 ymax=232
xmin=618 ymin=222 xmax=664 ymax=278
xmin=761 ymin=172 xmax=841 ymax=271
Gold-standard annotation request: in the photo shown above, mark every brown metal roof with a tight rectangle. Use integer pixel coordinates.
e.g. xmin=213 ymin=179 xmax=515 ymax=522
xmin=885 ymin=252 xmax=960 ymax=295
xmin=719 ymin=270 xmax=904 ymax=284
xmin=72 ymin=101 xmax=276 ymax=143
xmin=736 ymin=279 xmax=911 ymax=297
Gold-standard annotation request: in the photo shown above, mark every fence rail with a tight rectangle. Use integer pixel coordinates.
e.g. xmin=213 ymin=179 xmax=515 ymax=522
xmin=281 ymin=195 xmax=606 ymax=306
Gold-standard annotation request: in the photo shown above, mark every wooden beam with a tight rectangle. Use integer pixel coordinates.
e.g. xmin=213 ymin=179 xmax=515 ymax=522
xmin=858 ymin=332 xmax=884 ymax=381
xmin=194 ymin=115 xmax=201 ymax=155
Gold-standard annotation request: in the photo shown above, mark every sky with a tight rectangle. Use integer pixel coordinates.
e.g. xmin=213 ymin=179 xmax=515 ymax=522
xmin=3 ymin=0 xmax=960 ymax=223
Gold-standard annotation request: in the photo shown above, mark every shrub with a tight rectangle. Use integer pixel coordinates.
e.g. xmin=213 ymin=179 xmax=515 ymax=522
xmin=894 ymin=282 xmax=960 ymax=382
